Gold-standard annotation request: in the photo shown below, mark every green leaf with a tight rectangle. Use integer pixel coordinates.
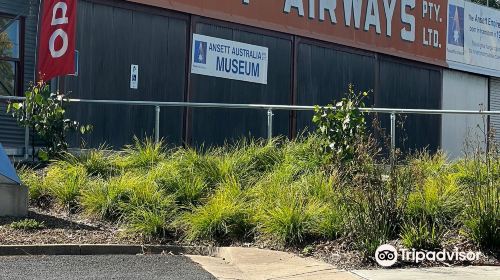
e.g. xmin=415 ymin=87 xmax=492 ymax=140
xmin=37 ymin=150 xmax=49 ymax=161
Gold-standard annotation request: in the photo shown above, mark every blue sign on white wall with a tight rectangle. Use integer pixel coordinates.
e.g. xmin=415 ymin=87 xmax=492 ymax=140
xmin=191 ymin=34 xmax=269 ymax=85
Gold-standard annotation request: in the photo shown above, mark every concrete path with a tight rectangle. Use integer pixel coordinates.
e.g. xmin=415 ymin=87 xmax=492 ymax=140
xmin=353 ymin=266 xmax=500 ymax=280
xmin=189 ymin=247 xmax=357 ymax=280
xmin=189 ymin=247 xmax=500 ymax=280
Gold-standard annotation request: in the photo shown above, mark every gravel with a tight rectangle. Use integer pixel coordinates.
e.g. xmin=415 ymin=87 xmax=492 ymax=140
xmin=0 ymin=255 xmax=216 ymax=280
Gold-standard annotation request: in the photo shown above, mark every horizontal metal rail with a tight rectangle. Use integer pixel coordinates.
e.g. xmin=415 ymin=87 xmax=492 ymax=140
xmin=1 ymin=95 xmax=499 ymax=160
xmin=2 ymin=96 xmax=500 ymax=115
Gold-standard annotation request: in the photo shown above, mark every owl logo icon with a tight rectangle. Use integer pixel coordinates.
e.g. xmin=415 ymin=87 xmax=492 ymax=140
xmin=194 ymin=41 xmax=207 ymax=64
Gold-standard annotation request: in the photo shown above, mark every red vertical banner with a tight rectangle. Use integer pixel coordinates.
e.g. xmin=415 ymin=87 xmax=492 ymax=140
xmin=37 ymin=0 xmax=77 ymax=81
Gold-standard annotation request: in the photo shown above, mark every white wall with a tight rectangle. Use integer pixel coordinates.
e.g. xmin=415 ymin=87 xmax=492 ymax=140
xmin=490 ymin=78 xmax=500 ymax=143
xmin=442 ymin=69 xmax=489 ymax=159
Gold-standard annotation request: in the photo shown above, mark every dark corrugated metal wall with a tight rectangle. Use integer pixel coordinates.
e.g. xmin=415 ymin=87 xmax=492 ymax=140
xmin=188 ymin=21 xmax=292 ymax=146
xmin=0 ymin=0 xmax=38 ymax=149
xmin=296 ymin=42 xmax=376 ymax=132
xmin=377 ymin=58 xmax=442 ymax=152
xmin=2 ymin=0 xmax=444 ymax=152
xmin=296 ymin=42 xmax=442 ymax=152
xmin=64 ymin=1 xmax=187 ymax=148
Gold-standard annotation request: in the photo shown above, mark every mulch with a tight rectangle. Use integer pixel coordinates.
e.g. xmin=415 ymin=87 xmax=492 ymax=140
xmin=0 ymin=207 xmax=139 ymax=245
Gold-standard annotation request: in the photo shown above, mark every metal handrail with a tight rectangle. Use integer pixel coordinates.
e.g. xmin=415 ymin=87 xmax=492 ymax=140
xmin=2 ymin=96 xmax=500 ymax=115
xmin=1 ymin=95 xmax=499 ymax=160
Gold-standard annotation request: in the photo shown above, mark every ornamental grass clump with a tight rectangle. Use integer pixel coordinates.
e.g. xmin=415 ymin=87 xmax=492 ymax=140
xmin=251 ymin=168 xmax=329 ymax=245
xmin=18 ymin=167 xmax=49 ymax=205
xmin=229 ymin=138 xmax=283 ymax=184
xmin=257 ymin=188 xmax=324 ymax=245
xmin=123 ymin=195 xmax=178 ymax=240
xmin=62 ymin=146 xmax=118 ymax=178
xmin=80 ymin=173 xmax=139 ymax=220
xmin=117 ymin=137 xmax=165 ymax=169
xmin=180 ymin=177 xmax=252 ymax=242
xmin=149 ymin=161 xmax=208 ymax=207
xmin=43 ymin=161 xmax=88 ymax=211
xmin=458 ymin=138 xmax=500 ymax=251
xmin=401 ymin=152 xmax=463 ymax=250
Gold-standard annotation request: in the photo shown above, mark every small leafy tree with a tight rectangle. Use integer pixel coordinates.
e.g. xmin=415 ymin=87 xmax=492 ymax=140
xmin=471 ymin=0 xmax=500 ymax=10
xmin=312 ymin=85 xmax=370 ymax=162
xmin=7 ymin=81 xmax=91 ymax=160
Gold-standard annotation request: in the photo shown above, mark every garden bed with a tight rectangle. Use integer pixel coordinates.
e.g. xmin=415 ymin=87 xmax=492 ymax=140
xmin=11 ymin=136 xmax=500 ymax=268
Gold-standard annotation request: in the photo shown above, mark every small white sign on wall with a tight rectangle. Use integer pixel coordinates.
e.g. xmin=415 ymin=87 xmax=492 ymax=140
xmin=130 ymin=64 xmax=139 ymax=89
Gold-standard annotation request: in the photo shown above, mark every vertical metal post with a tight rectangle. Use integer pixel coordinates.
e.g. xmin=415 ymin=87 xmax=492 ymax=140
xmin=155 ymin=106 xmax=160 ymax=144
xmin=267 ymin=108 xmax=274 ymax=142
xmin=390 ymin=112 xmax=396 ymax=165
xmin=24 ymin=124 xmax=29 ymax=160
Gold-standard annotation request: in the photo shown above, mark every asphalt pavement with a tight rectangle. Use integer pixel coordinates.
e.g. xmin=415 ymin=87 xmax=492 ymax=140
xmin=0 ymin=255 xmax=216 ymax=280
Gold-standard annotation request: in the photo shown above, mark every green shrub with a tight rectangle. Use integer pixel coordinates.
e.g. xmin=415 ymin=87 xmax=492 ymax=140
xmin=80 ymin=174 xmax=136 ymax=219
xmin=180 ymin=178 xmax=251 ymax=242
xmin=297 ymin=172 xmax=345 ymax=240
xmin=44 ymin=162 xmax=88 ymax=210
xmin=406 ymin=172 xmax=462 ymax=225
xmin=312 ymin=85 xmax=369 ymax=162
xmin=259 ymin=196 xmax=323 ymax=245
xmin=299 ymin=171 xmax=340 ymax=202
xmin=118 ymin=178 xmax=174 ymax=216
xmin=173 ymin=149 xmax=227 ymax=189
xmin=347 ymin=195 xmax=393 ymax=256
xmin=457 ymin=155 xmax=499 ymax=250
xmin=117 ymin=137 xmax=165 ymax=169
xmin=174 ymin=176 xmax=208 ymax=207
xmin=256 ymin=181 xmax=324 ymax=245
xmin=7 ymin=81 xmax=91 ymax=160
xmin=10 ymin=219 xmax=45 ymax=231
xmin=401 ymin=220 xmax=445 ymax=250
xmin=318 ymin=141 xmax=386 ymax=256
xmin=230 ymin=139 xmax=283 ymax=183
xmin=312 ymin=205 xmax=345 ymax=240
xmin=15 ymin=132 xmax=500 ymax=255
xmin=124 ymin=195 xmax=177 ymax=240
xmin=18 ymin=167 xmax=49 ymax=204
xmin=282 ymin=134 xmax=326 ymax=173
xmin=409 ymin=152 xmax=448 ymax=179
xmin=400 ymin=153 xmax=460 ymax=250
xmin=149 ymin=162 xmax=208 ymax=207
xmin=463 ymin=214 xmax=499 ymax=250
xmin=63 ymin=147 xmax=117 ymax=178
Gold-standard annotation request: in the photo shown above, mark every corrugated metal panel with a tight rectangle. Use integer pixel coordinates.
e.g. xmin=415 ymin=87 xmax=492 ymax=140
xmin=0 ymin=0 xmax=39 ymax=149
xmin=491 ymin=78 xmax=500 ymax=142
xmin=0 ymin=103 xmax=24 ymax=142
xmin=296 ymin=43 xmax=376 ymax=131
xmin=377 ymin=57 xmax=442 ymax=153
xmin=64 ymin=0 xmax=188 ymax=149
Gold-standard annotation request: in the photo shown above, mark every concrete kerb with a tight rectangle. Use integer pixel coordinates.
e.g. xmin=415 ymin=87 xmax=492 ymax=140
xmin=0 ymin=244 xmax=220 ymax=257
